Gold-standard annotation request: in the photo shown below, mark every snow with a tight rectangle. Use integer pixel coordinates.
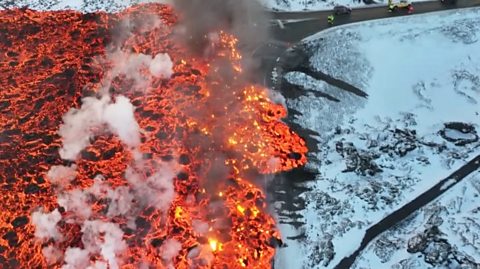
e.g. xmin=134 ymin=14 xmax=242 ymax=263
xmin=439 ymin=178 xmax=456 ymax=191
xmin=261 ymin=0 xmax=427 ymax=12
xmin=276 ymin=7 xmax=480 ymax=269
xmin=354 ymin=171 xmax=480 ymax=268
xmin=443 ymin=128 xmax=477 ymax=141
xmin=274 ymin=222 xmax=308 ymax=268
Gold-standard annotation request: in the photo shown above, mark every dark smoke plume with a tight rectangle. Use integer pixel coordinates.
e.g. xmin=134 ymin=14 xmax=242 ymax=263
xmin=171 ymin=0 xmax=277 ymax=210
xmin=172 ymin=0 xmax=271 ymax=72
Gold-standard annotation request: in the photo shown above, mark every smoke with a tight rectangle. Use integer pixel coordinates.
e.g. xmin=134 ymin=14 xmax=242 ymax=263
xmin=33 ymin=28 xmax=177 ymax=266
xmin=89 ymin=177 xmax=134 ymax=218
xmin=46 ymin=164 xmax=77 ymax=186
xmin=81 ymin=220 xmax=127 ymax=269
xmin=31 ymin=1 xmax=279 ymax=267
xmin=171 ymin=0 xmax=271 ymax=73
xmin=103 ymin=95 xmax=141 ymax=147
xmin=160 ymin=239 xmax=182 ymax=266
xmin=62 ymin=247 xmax=90 ymax=269
xmin=105 ymin=50 xmax=173 ymax=90
xmin=192 ymin=219 xmax=209 ymax=235
xmin=36 ymin=163 xmax=176 ymax=266
xmin=58 ymin=96 xmax=107 ymax=160
xmin=36 ymin=158 xmax=178 ymax=267
xmin=42 ymin=245 xmax=63 ymax=265
xmin=57 ymin=189 xmax=92 ymax=220
xmin=31 ymin=209 xmax=63 ymax=241
xmin=125 ymin=165 xmax=177 ymax=211
xmin=186 ymin=244 xmax=214 ymax=267
xmin=58 ymin=95 xmax=141 ymax=160
xmin=149 ymin=53 xmax=174 ymax=78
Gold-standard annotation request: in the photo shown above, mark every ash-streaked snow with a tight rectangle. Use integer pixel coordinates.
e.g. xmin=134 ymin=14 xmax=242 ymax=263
xmin=354 ymin=171 xmax=480 ymax=269
xmin=261 ymin=0 xmax=428 ymax=12
xmin=275 ymin=8 xmax=480 ymax=269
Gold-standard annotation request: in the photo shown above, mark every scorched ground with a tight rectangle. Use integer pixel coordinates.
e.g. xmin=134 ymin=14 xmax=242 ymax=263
xmin=0 ymin=3 xmax=307 ymax=269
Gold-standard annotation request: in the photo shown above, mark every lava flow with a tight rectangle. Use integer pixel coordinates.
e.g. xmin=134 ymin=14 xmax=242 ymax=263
xmin=0 ymin=3 xmax=307 ymax=269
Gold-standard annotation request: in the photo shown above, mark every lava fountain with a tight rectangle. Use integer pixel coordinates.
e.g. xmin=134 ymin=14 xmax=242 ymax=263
xmin=0 ymin=3 xmax=307 ymax=269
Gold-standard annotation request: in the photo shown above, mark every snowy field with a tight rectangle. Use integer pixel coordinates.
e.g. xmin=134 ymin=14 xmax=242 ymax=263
xmin=354 ymin=171 xmax=480 ymax=269
xmin=261 ymin=0 xmax=427 ymax=12
xmin=275 ymin=7 xmax=480 ymax=269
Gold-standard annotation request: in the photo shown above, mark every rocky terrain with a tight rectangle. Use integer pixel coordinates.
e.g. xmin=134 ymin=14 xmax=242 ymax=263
xmin=273 ymin=8 xmax=480 ymax=269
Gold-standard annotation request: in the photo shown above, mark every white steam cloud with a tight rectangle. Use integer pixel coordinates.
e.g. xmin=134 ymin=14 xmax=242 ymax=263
xmin=160 ymin=239 xmax=182 ymax=268
xmin=58 ymin=96 xmax=107 ymax=160
xmin=103 ymin=95 xmax=141 ymax=148
xmin=31 ymin=209 xmax=63 ymax=242
xmin=62 ymin=247 xmax=90 ymax=269
xmin=42 ymin=245 xmax=63 ymax=265
xmin=125 ymin=165 xmax=177 ymax=211
xmin=31 ymin=10 xmax=190 ymax=268
xmin=59 ymin=49 xmax=174 ymax=160
xmin=106 ymin=50 xmax=173 ymax=90
xmin=57 ymin=189 xmax=92 ymax=220
xmin=81 ymin=220 xmax=127 ymax=269
xmin=89 ymin=177 xmax=135 ymax=218
xmin=46 ymin=164 xmax=77 ymax=186
xmin=33 ymin=43 xmax=178 ymax=267
xmin=149 ymin=53 xmax=174 ymax=78
xmin=58 ymin=95 xmax=140 ymax=160
xmin=32 ymin=43 xmax=181 ymax=269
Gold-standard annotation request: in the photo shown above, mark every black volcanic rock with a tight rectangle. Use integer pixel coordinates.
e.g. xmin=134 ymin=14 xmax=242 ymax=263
xmin=439 ymin=122 xmax=478 ymax=146
xmin=11 ymin=216 xmax=29 ymax=228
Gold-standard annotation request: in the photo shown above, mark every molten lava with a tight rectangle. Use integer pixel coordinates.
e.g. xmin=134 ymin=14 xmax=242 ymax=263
xmin=0 ymin=4 xmax=307 ymax=269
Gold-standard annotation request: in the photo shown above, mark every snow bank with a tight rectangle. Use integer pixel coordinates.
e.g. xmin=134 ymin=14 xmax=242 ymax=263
xmin=276 ymin=7 xmax=480 ymax=269
xmin=261 ymin=0 xmax=428 ymax=12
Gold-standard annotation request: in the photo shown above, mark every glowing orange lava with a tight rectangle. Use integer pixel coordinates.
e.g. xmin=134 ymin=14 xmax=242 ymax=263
xmin=0 ymin=4 xmax=307 ymax=269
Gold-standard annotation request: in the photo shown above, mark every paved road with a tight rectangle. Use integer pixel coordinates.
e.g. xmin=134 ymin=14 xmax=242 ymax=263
xmin=254 ymin=0 xmax=480 ymax=87
xmin=270 ymin=0 xmax=480 ymax=42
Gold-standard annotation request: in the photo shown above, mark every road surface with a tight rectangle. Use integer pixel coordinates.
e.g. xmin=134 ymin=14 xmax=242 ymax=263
xmin=253 ymin=0 xmax=480 ymax=86
xmin=270 ymin=0 xmax=480 ymax=42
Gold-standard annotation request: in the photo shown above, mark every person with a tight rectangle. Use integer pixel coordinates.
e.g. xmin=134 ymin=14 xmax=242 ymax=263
xmin=388 ymin=3 xmax=395 ymax=12
xmin=327 ymin=15 xmax=335 ymax=25
xmin=407 ymin=4 xmax=414 ymax=13
xmin=388 ymin=0 xmax=394 ymax=12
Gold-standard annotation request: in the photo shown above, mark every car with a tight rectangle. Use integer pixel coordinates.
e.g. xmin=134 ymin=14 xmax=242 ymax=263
xmin=388 ymin=0 xmax=413 ymax=13
xmin=333 ymin=5 xmax=352 ymax=15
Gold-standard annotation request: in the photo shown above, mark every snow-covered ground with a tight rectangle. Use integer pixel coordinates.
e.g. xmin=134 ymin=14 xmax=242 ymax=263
xmin=275 ymin=8 xmax=480 ymax=269
xmin=354 ymin=171 xmax=480 ymax=269
xmin=261 ymin=0 xmax=427 ymax=12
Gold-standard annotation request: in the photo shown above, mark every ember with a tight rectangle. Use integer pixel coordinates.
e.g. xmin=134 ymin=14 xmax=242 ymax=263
xmin=0 ymin=3 xmax=307 ymax=269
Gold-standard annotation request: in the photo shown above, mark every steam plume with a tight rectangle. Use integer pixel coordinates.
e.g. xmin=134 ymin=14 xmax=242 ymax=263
xmin=31 ymin=209 xmax=63 ymax=241
xmin=33 ymin=20 xmax=177 ymax=266
xmin=30 ymin=1 xmax=278 ymax=267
